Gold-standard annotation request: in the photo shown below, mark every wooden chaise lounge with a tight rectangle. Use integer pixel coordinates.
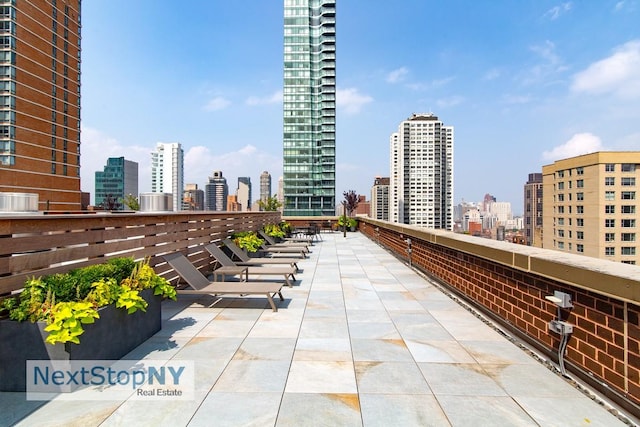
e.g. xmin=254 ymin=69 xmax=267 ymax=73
xmin=163 ymin=252 xmax=284 ymax=312
xmin=205 ymin=243 xmax=297 ymax=287
xmin=222 ymin=238 xmax=300 ymax=271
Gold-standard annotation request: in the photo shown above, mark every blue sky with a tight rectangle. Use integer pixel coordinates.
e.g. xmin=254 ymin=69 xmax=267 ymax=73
xmin=80 ymin=1 xmax=640 ymax=214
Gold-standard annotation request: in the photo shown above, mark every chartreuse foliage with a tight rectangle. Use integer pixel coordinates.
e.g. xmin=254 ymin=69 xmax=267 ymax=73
xmin=0 ymin=257 xmax=176 ymax=345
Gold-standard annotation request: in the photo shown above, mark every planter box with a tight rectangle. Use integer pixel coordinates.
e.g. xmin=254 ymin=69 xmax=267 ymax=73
xmin=0 ymin=289 xmax=162 ymax=392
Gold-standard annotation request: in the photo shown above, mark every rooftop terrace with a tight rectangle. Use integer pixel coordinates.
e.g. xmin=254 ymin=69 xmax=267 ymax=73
xmin=2 ymin=232 xmax=634 ymax=426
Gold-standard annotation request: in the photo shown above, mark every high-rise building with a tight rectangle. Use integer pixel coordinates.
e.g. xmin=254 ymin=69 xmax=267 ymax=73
xmin=283 ymin=0 xmax=336 ymax=216
xmin=183 ymin=183 xmax=204 ymax=211
xmin=151 ymin=142 xmax=184 ymax=212
xmin=371 ymin=177 xmax=390 ymax=221
xmin=542 ymin=152 xmax=640 ymax=264
xmin=0 ymin=1 xmax=82 ymax=210
xmin=205 ymin=171 xmax=228 ymax=211
xmin=94 ymin=157 xmax=138 ymax=210
xmin=259 ymin=171 xmax=271 ymax=208
xmin=524 ymin=173 xmax=543 ymax=246
xmin=237 ymin=177 xmax=251 ymax=212
xmin=390 ymin=113 xmax=454 ymax=229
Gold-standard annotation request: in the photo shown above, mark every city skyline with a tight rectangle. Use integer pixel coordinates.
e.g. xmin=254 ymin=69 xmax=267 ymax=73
xmin=80 ymin=1 xmax=640 ymax=214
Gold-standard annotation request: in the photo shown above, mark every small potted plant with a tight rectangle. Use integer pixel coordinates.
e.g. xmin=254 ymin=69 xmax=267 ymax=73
xmin=231 ymin=231 xmax=264 ymax=255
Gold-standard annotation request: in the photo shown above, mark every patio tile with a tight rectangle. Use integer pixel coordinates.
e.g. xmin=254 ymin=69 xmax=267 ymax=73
xmin=277 ymin=393 xmax=362 ymax=427
xmin=213 ymin=360 xmax=290 ymax=393
xmin=293 ymin=338 xmax=353 ymax=361
xmin=436 ymin=395 xmax=536 ymax=426
xmin=188 ymin=392 xmax=281 ymax=427
xmin=359 ymin=394 xmax=449 ymax=427
xmin=351 ymin=338 xmax=414 ymax=362
xmin=417 ymin=363 xmax=507 ymax=396
xmin=285 ymin=360 xmax=357 ymax=393
xmin=355 ymin=361 xmax=432 ymax=394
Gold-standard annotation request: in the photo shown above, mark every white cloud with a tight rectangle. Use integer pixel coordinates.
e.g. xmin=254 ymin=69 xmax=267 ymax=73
xmin=80 ymin=126 xmax=153 ymax=203
xmin=436 ymin=95 xmax=464 ymax=108
xmin=184 ymin=144 xmax=281 ymax=192
xmin=483 ymin=68 xmax=501 ymax=80
xmin=203 ymin=96 xmax=231 ymax=111
xmin=521 ymin=40 xmax=568 ymax=85
xmin=386 ymin=67 xmax=409 ymax=83
xmin=543 ymin=2 xmax=572 ymax=20
xmin=245 ymin=90 xmax=282 ymax=106
xmin=570 ymin=40 xmax=640 ymax=98
xmin=502 ymin=94 xmax=532 ymax=104
xmin=405 ymin=76 xmax=454 ymax=91
xmin=336 ymin=87 xmax=373 ymax=114
xmin=542 ymin=133 xmax=604 ymax=161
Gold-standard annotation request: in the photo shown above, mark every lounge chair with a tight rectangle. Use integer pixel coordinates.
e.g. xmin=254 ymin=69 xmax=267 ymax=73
xmin=223 ymin=238 xmax=300 ymax=271
xmin=205 ymin=243 xmax=297 ymax=287
xmin=163 ymin=252 xmax=284 ymax=312
xmin=260 ymin=242 xmax=308 ymax=258
xmin=258 ymin=229 xmax=313 ymax=246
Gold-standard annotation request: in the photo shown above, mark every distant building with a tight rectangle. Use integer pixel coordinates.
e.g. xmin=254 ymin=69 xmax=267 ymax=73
xmin=283 ymin=0 xmax=336 ymax=216
xmin=524 ymin=173 xmax=543 ymax=246
xmin=237 ymin=177 xmax=251 ymax=211
xmin=205 ymin=171 xmax=228 ymax=211
xmin=151 ymin=142 xmax=184 ymax=212
xmin=371 ymin=177 xmax=390 ymax=220
xmin=227 ymin=194 xmax=241 ymax=212
xmin=354 ymin=195 xmax=370 ymax=216
xmin=259 ymin=171 xmax=272 ymax=209
xmin=542 ymin=151 xmax=640 ymax=264
xmin=0 ymin=2 xmax=82 ymax=210
xmin=183 ymin=184 xmax=204 ymax=211
xmin=390 ymin=113 xmax=454 ymax=229
xmin=95 ymin=157 xmax=138 ymax=210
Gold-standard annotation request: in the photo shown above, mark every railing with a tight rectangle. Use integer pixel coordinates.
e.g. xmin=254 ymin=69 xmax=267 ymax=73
xmin=358 ymin=217 xmax=640 ymax=416
xmin=0 ymin=211 xmax=280 ymax=295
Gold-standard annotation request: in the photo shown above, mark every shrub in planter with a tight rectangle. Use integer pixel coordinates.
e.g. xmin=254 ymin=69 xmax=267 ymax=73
xmin=0 ymin=257 xmax=177 ymax=391
xmin=231 ymin=231 xmax=264 ymax=253
xmin=263 ymin=223 xmax=286 ymax=240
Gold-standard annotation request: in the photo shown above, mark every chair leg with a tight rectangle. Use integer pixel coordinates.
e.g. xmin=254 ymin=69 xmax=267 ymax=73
xmin=266 ymin=294 xmax=278 ymax=312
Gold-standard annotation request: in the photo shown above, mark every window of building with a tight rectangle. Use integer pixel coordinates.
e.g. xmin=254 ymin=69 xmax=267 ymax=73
xmin=605 ymin=163 xmax=615 ymax=172
xmin=558 ymin=242 xmax=565 ymax=249
xmin=622 ymin=219 xmax=636 ymax=228
xmin=577 ymin=179 xmax=584 ymax=188
xmin=558 ymin=206 xmax=564 ymax=214
xmin=621 ymin=247 xmax=636 ymax=256
xmin=558 ymin=194 xmax=564 ymax=202
xmin=622 ymin=205 xmax=636 ymax=214
xmin=621 ymin=233 xmax=636 ymax=242
xmin=558 ymin=182 xmax=564 ymax=190
xmin=622 ymin=260 xmax=636 ymax=265
xmin=621 ymin=191 xmax=636 ymax=200
xmin=558 ymin=218 xmax=564 ymax=226
xmin=605 ymin=191 xmax=615 ymax=201
xmin=622 ymin=177 xmax=636 ymax=186
xmin=605 ymin=232 xmax=614 ymax=242
xmin=576 ymin=167 xmax=584 ymax=175
xmin=577 ymin=205 xmax=584 ymax=214
xmin=577 ymin=218 xmax=584 ymax=227
xmin=577 ymin=244 xmax=584 ymax=253
xmin=621 ymin=164 xmax=636 ymax=172
xmin=577 ymin=231 xmax=584 ymax=240
xmin=605 ymin=219 xmax=615 ymax=227
xmin=605 ymin=205 xmax=615 ymax=214
xmin=605 ymin=247 xmax=615 ymax=256
xmin=558 ymin=230 xmax=564 ymax=238
xmin=605 ymin=177 xmax=615 ymax=186
xmin=557 ymin=171 xmax=564 ymax=178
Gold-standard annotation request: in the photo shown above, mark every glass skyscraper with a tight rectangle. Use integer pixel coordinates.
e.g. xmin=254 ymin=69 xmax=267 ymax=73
xmin=283 ymin=0 xmax=336 ymax=216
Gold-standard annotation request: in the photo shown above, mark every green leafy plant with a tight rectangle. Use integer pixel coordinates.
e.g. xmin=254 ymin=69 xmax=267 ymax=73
xmin=280 ymin=221 xmax=293 ymax=236
xmin=2 ymin=257 xmax=176 ymax=344
xmin=44 ymin=301 xmax=100 ymax=345
xmin=264 ymin=223 xmax=286 ymax=238
xmin=231 ymin=231 xmax=264 ymax=253
xmin=257 ymin=195 xmax=282 ymax=211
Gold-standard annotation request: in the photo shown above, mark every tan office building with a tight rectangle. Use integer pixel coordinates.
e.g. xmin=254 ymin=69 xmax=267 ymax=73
xmin=0 ymin=1 xmax=82 ymax=210
xmin=542 ymin=152 xmax=640 ymax=264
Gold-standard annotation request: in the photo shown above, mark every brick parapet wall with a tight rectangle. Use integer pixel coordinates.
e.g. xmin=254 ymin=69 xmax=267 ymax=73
xmin=360 ymin=219 xmax=640 ymax=414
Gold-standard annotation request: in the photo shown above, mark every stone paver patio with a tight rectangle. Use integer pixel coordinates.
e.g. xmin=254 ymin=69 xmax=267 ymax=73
xmin=1 ymin=232 xmax=634 ymax=426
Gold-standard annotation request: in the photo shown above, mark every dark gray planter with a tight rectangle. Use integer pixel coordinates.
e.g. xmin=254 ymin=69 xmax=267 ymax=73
xmin=0 ymin=289 xmax=162 ymax=392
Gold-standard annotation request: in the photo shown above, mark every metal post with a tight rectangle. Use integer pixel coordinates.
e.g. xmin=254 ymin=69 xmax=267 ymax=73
xmin=342 ymin=201 xmax=347 ymax=238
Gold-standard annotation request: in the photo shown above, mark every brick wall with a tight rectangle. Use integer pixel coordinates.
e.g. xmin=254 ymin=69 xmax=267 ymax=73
xmin=360 ymin=220 xmax=640 ymax=414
